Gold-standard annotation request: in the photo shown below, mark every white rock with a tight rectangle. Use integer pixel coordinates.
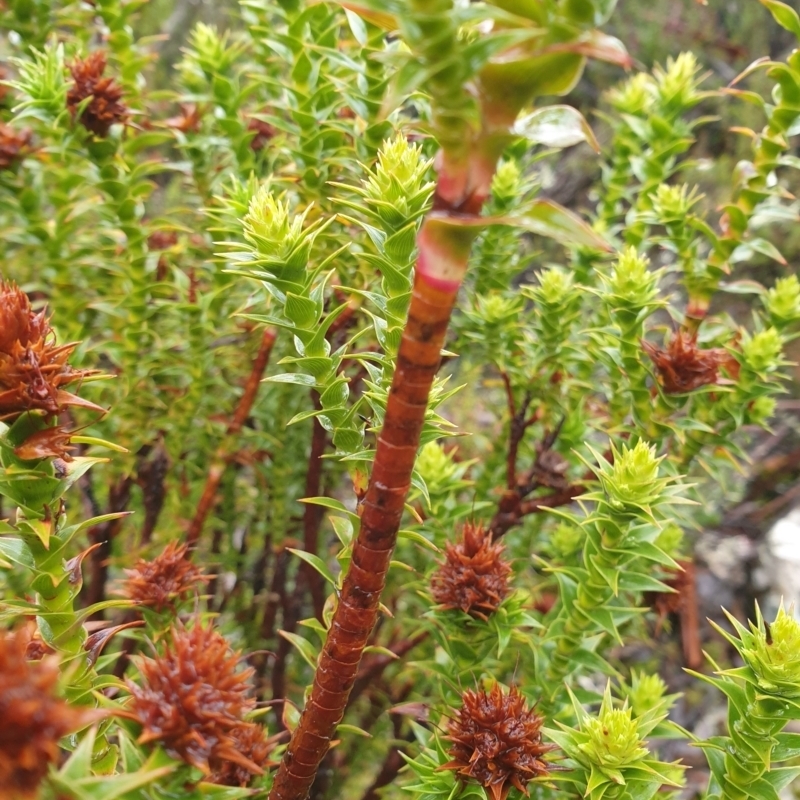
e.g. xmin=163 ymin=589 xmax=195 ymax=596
xmin=763 ymin=507 xmax=800 ymax=619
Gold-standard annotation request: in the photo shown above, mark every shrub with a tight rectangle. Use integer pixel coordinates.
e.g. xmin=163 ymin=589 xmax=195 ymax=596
xmin=1 ymin=1 xmax=800 ymax=799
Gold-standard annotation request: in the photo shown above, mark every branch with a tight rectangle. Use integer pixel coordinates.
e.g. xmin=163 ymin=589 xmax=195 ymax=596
xmin=490 ymin=420 xmax=579 ymax=539
xmin=186 ymin=327 xmax=276 ymax=550
xmin=85 ymin=476 xmax=133 ymax=615
xmin=268 ymin=117 xmax=503 ymax=800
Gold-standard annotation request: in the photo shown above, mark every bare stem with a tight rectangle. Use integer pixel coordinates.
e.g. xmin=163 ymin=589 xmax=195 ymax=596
xmin=268 ymin=213 xmax=478 ymax=800
xmin=186 ymin=327 xmax=276 ymax=549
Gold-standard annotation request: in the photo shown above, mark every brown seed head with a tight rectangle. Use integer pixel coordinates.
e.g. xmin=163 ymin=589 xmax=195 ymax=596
xmin=0 ymin=629 xmax=100 ymax=799
xmin=67 ymin=52 xmax=127 ymax=137
xmin=642 ymin=330 xmax=739 ymax=394
xmin=443 ymin=684 xmax=554 ymax=800
xmin=147 ymin=230 xmax=179 ymax=252
xmin=431 ymin=522 xmax=512 ymax=621
xmin=247 ymin=116 xmax=276 ymax=152
xmin=0 ymin=282 xmax=100 ymax=422
xmin=127 ymin=620 xmax=260 ymax=775
xmin=120 ymin=541 xmax=209 ymax=612
xmin=208 ymin=722 xmax=278 ymax=787
xmin=0 ymin=123 xmax=32 ymax=171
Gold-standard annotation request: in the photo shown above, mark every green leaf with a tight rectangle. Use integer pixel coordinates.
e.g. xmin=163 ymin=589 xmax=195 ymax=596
xmin=0 ymin=537 xmax=34 ymax=569
xmin=731 ymin=238 xmax=787 ymax=265
xmin=514 ymin=105 xmax=600 ymax=152
xmin=495 ymin=201 xmax=610 ymax=250
xmin=337 ymin=723 xmax=372 ymax=738
xmin=279 ymin=630 xmax=319 ymax=669
xmin=330 ymin=515 xmax=355 ymax=547
xmin=398 ymin=528 xmax=440 ymax=553
xmin=617 ymin=572 xmax=675 ymax=593
xmin=69 ymin=436 xmax=129 ymax=453
xmin=287 ymin=547 xmax=337 ymax=586
xmin=760 ymin=0 xmax=800 ymax=39
xmin=773 ymin=732 xmax=800 ymax=762
xmin=266 ymin=372 xmax=317 ymax=387
xmin=433 ymin=201 xmax=609 ymax=251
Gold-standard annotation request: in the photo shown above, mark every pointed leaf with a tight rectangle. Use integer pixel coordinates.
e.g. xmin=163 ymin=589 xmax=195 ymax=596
xmin=514 ymin=105 xmax=600 ymax=152
xmin=287 ymin=547 xmax=337 ymax=586
xmin=278 ymin=630 xmax=319 ymax=669
xmin=760 ymin=0 xmax=800 ymax=39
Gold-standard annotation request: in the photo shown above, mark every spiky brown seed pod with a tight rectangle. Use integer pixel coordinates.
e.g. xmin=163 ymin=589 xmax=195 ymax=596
xmin=443 ymin=684 xmax=554 ymax=800
xmin=66 ymin=52 xmax=127 ymax=137
xmin=642 ymin=330 xmax=739 ymax=394
xmin=430 ymin=522 xmax=512 ymax=621
xmin=0 ymin=123 xmax=32 ymax=171
xmin=127 ymin=620 xmax=262 ymax=776
xmin=0 ymin=282 xmax=101 ymax=423
xmin=208 ymin=722 xmax=278 ymax=787
xmin=120 ymin=541 xmax=209 ymax=612
xmin=0 ymin=630 xmax=100 ymax=799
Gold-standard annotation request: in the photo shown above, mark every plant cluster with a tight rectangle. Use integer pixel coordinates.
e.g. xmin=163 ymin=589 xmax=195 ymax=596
xmin=1 ymin=1 xmax=800 ymax=800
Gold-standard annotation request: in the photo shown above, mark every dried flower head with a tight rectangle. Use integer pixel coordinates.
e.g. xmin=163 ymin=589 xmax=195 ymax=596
xmin=443 ymin=684 xmax=553 ymax=800
xmin=66 ymin=52 xmax=127 ymax=137
xmin=430 ymin=522 xmax=512 ymax=621
xmin=147 ymin=230 xmax=179 ymax=252
xmin=0 ymin=123 xmax=32 ymax=171
xmin=642 ymin=330 xmax=738 ymax=394
xmin=120 ymin=541 xmax=209 ymax=612
xmin=0 ymin=629 xmax=99 ymax=799
xmin=247 ymin=116 xmax=276 ymax=152
xmin=127 ymin=620 xmax=261 ymax=775
xmin=208 ymin=722 xmax=278 ymax=787
xmin=165 ymin=103 xmax=203 ymax=134
xmin=0 ymin=282 xmax=101 ymax=422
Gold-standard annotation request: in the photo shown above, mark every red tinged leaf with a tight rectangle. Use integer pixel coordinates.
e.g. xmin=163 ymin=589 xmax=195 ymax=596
xmin=209 ymin=723 xmax=281 ymax=787
xmin=14 ymin=425 xmax=76 ymax=461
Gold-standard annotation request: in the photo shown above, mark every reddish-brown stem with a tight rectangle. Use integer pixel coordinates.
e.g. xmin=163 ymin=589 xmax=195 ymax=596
xmin=268 ymin=232 xmax=467 ymax=800
xmin=86 ymin=477 xmax=133 ymax=614
xmin=490 ymin=421 xmax=577 ymax=539
xmin=490 ymin=485 xmax=583 ymax=539
xmin=679 ymin=560 xmax=702 ymax=670
xmin=136 ymin=438 xmax=169 ymax=544
xmin=186 ymin=327 xmax=276 ymax=549
xmin=501 ymin=372 xmax=533 ymax=491
xmin=273 ymin=552 xmax=302 ymax=713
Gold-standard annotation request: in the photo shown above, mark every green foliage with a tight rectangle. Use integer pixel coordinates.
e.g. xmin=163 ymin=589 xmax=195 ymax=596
xmin=547 ymin=684 xmax=685 ymax=800
xmin=0 ymin=1 xmax=799 ymax=800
